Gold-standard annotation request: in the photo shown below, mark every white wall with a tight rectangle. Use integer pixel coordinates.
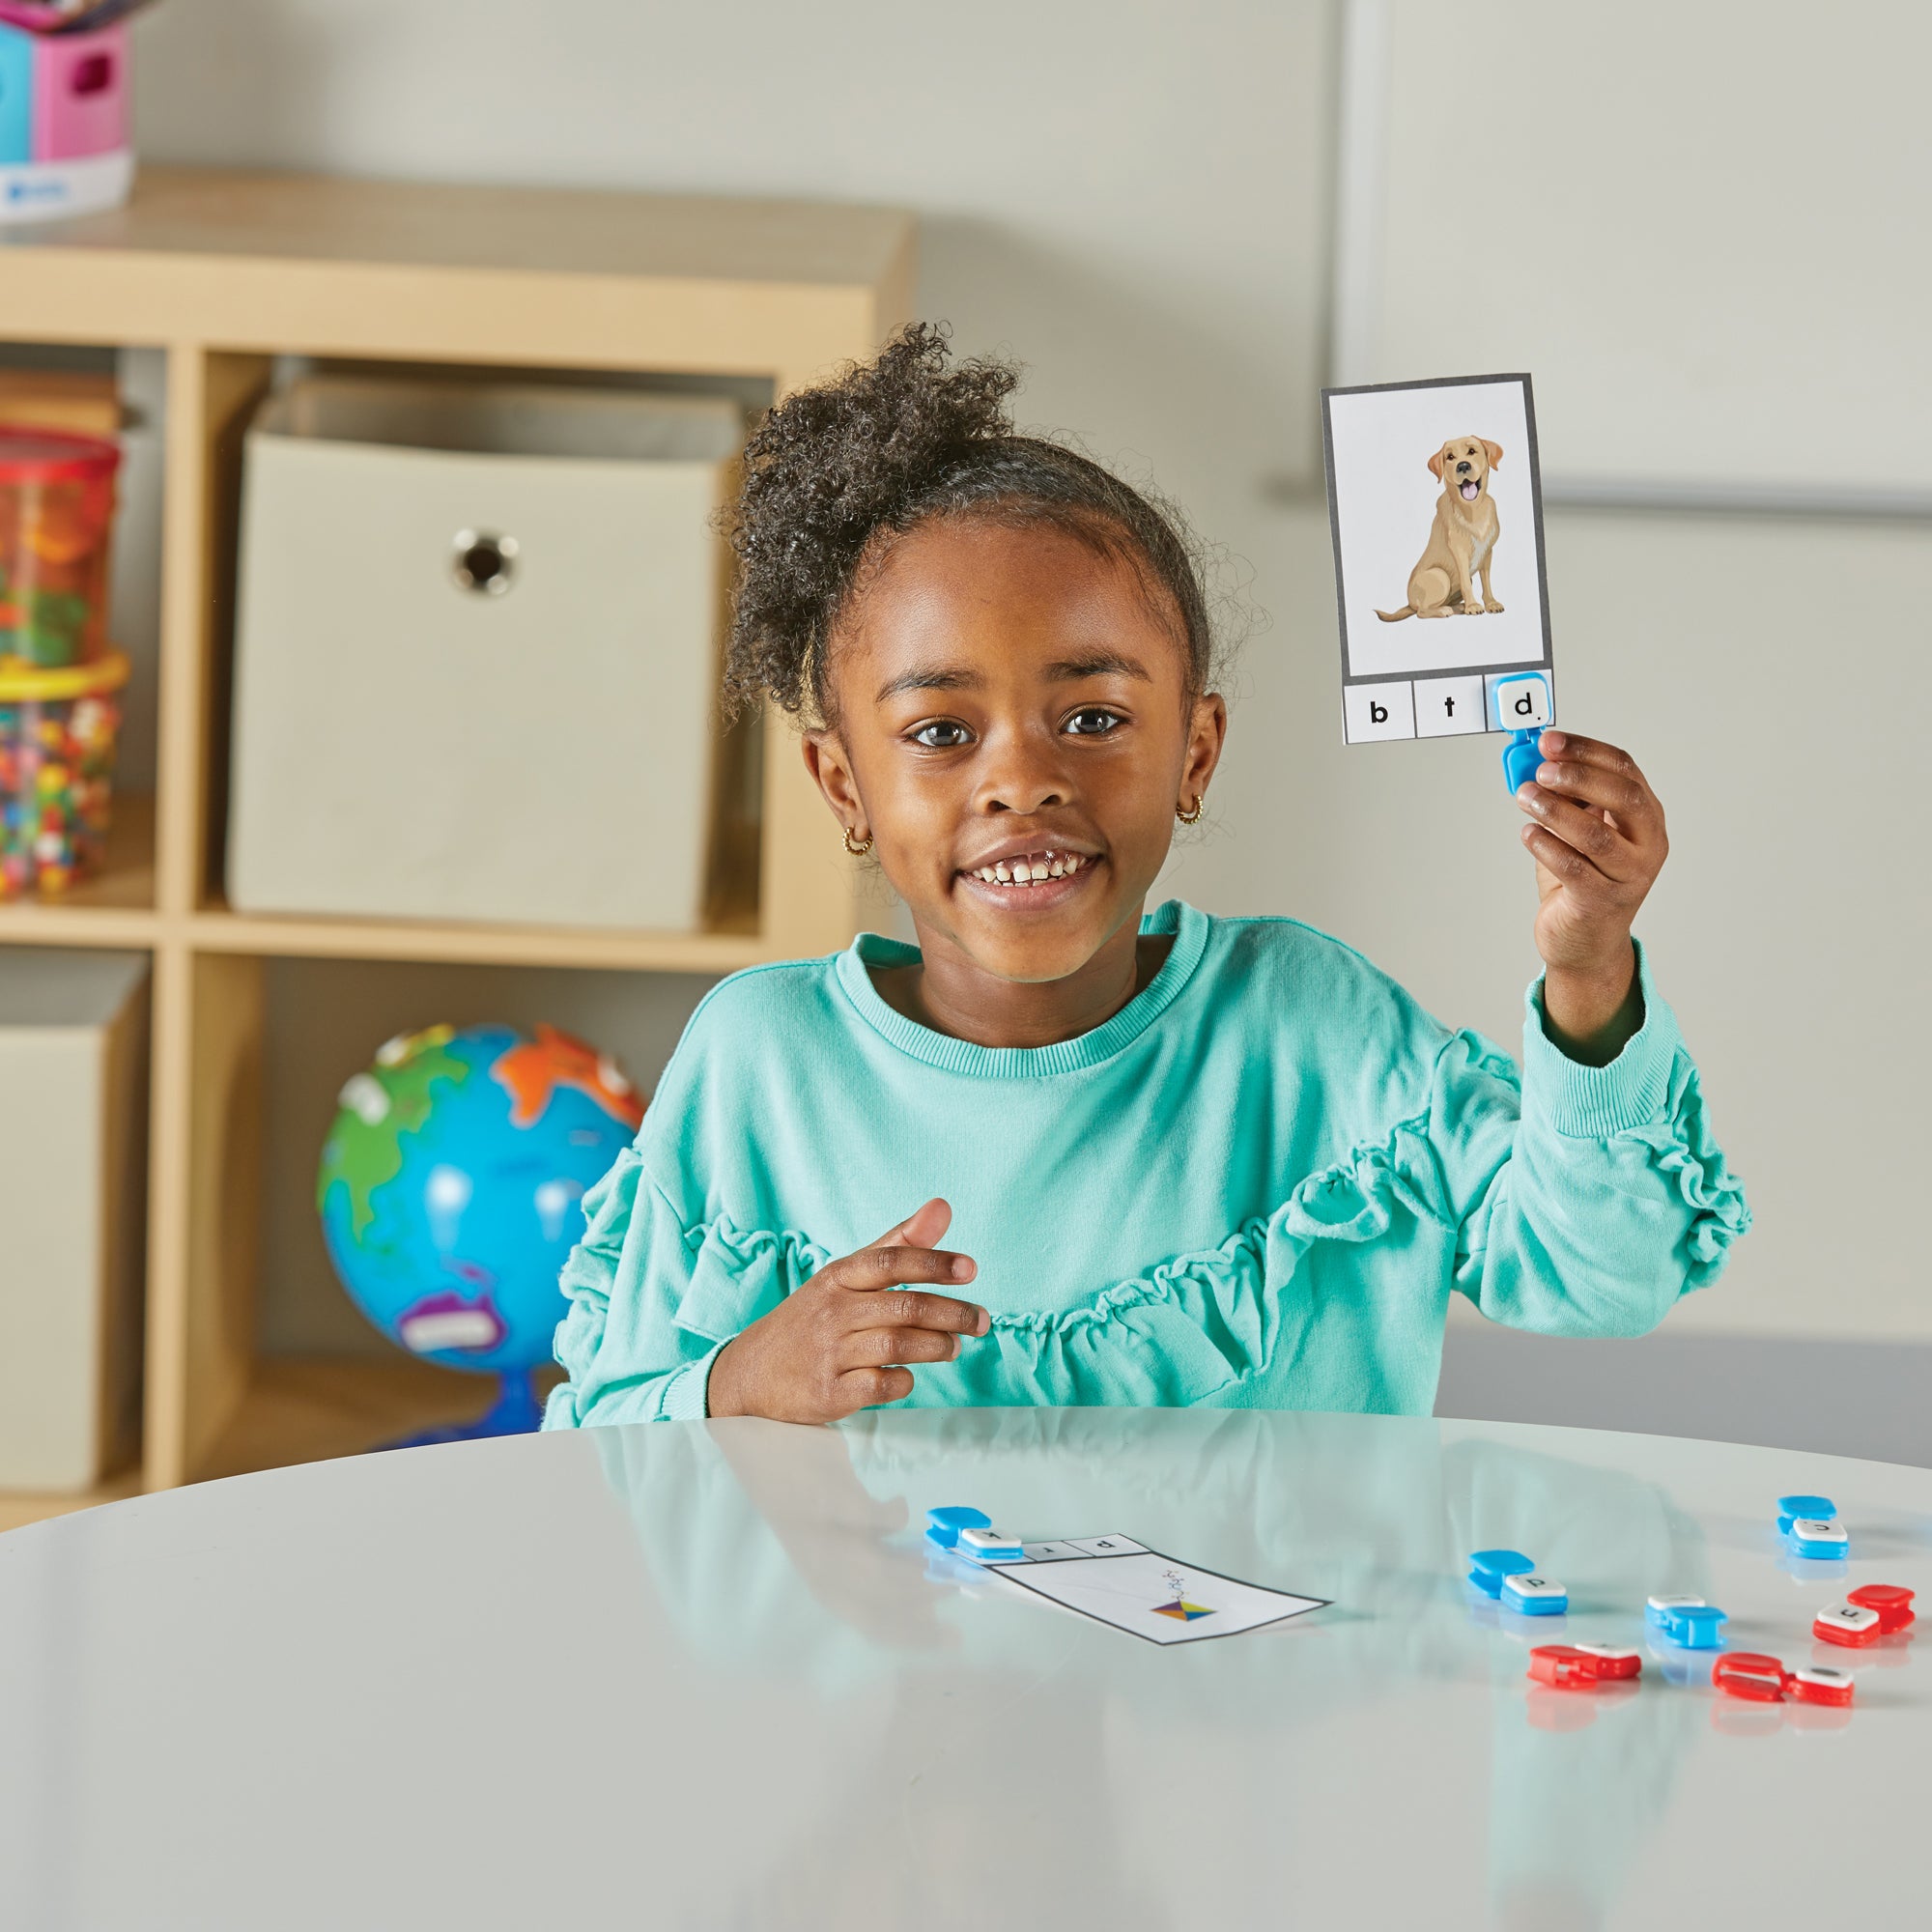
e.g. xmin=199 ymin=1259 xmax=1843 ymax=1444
xmin=1360 ymin=0 xmax=1932 ymax=501
xmin=129 ymin=0 xmax=1932 ymax=1348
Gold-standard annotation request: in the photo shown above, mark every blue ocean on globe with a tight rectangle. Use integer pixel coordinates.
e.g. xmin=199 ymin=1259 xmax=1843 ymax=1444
xmin=317 ymin=1021 xmax=644 ymax=1377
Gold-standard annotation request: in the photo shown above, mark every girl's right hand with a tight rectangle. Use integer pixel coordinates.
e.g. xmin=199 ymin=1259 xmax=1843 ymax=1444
xmin=705 ymin=1198 xmax=988 ymax=1424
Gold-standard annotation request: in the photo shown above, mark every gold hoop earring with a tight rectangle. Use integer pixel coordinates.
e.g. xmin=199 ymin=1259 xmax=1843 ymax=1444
xmin=842 ymin=826 xmax=873 ymax=856
xmin=1176 ymin=794 xmax=1205 ymax=825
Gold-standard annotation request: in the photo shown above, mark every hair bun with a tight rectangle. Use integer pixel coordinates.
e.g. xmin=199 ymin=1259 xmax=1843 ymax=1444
xmin=723 ymin=321 xmax=1221 ymax=724
xmin=727 ymin=325 xmax=1016 ymax=713
xmin=753 ymin=321 xmax=1016 ymax=541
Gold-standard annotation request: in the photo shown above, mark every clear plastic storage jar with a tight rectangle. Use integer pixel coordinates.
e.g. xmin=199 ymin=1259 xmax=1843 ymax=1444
xmin=0 ymin=651 xmax=128 ymax=898
xmin=0 ymin=427 xmax=120 ymax=670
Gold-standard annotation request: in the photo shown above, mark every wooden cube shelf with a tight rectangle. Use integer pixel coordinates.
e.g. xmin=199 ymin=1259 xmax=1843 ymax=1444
xmin=0 ymin=791 xmax=157 ymax=947
xmin=0 ymin=167 xmax=915 ymax=1529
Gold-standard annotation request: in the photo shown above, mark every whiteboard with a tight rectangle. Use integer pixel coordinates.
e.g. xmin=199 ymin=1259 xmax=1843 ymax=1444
xmin=1332 ymin=0 xmax=1932 ymax=507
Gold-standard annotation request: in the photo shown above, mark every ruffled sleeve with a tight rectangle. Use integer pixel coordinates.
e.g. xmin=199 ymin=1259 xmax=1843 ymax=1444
xmin=1435 ymin=941 xmax=1750 ymax=1337
xmin=544 ymin=1150 xmax=714 ymax=1426
xmin=543 ymin=1150 xmax=829 ymax=1430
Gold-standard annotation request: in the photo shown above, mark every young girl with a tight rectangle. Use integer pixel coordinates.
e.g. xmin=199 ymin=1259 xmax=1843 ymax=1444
xmin=544 ymin=326 xmax=1748 ymax=1430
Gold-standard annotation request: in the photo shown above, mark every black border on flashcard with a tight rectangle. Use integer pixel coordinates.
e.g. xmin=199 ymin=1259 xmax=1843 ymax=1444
xmin=1319 ymin=372 xmax=1554 ymax=741
xmin=987 ymin=1543 xmax=1331 ymax=1649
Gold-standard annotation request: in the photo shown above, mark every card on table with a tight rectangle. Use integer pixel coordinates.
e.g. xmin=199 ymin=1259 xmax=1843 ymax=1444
xmin=986 ymin=1534 xmax=1327 ymax=1646
xmin=1321 ymin=372 xmax=1555 ymax=747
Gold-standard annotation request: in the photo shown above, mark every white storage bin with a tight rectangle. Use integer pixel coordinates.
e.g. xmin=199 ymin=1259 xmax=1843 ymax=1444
xmin=0 ymin=948 xmax=147 ymax=1492
xmin=227 ymin=376 xmax=744 ymax=931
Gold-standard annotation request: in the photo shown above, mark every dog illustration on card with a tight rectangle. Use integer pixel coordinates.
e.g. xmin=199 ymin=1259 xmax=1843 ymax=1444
xmin=1376 ymin=436 xmax=1505 ymax=621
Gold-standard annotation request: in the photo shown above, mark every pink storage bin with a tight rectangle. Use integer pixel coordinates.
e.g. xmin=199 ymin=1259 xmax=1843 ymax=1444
xmin=32 ymin=21 xmax=126 ymax=162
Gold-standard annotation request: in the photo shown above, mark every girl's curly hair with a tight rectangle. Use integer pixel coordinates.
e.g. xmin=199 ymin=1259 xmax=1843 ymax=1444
xmin=722 ymin=323 xmax=1221 ymax=724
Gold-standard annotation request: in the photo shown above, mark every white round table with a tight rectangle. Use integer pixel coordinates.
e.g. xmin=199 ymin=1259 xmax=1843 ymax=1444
xmin=1 ymin=1409 xmax=1925 ymax=1928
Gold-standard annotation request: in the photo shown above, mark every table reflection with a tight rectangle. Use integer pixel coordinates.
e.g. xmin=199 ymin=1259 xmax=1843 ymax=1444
xmin=592 ymin=1409 xmax=1707 ymax=1928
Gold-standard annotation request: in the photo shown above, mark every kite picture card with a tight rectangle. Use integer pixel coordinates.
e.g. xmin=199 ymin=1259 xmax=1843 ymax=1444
xmin=1321 ymin=373 xmax=1555 ymax=746
xmin=986 ymin=1536 xmax=1328 ymax=1647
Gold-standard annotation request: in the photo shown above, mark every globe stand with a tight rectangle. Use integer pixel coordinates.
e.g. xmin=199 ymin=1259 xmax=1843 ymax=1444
xmin=382 ymin=1369 xmax=544 ymax=1451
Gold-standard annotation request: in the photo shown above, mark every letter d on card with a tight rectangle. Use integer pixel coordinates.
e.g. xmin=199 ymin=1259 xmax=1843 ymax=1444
xmin=1487 ymin=670 xmax=1553 ymax=731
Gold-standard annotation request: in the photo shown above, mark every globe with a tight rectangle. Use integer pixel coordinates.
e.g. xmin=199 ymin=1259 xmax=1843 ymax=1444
xmin=317 ymin=1021 xmax=645 ymax=1434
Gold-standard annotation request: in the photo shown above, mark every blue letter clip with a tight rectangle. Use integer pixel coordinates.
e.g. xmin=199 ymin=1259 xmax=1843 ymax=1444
xmin=1657 ymin=1603 xmax=1728 ymax=1650
xmin=1467 ymin=1548 xmax=1536 ymax=1598
xmin=1776 ymin=1493 xmax=1835 ymax=1536
xmin=1501 ymin=727 xmax=1544 ymax=797
xmin=924 ymin=1504 xmax=990 ymax=1551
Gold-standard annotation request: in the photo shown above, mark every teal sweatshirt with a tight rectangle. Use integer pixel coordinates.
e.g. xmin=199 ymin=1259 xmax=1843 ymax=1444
xmin=543 ymin=900 xmax=1747 ymax=1427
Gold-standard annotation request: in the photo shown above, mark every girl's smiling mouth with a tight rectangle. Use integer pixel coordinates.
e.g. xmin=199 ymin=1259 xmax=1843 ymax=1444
xmin=956 ymin=845 xmax=1099 ymax=903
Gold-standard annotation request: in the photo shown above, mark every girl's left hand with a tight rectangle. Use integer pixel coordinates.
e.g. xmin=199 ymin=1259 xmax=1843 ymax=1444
xmin=1514 ymin=729 xmax=1668 ymax=1059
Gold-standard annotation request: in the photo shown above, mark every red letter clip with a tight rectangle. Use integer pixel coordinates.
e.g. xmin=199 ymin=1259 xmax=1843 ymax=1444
xmin=1712 ymin=1652 xmax=1789 ymax=1702
xmin=1847 ymin=1583 xmax=1915 ymax=1634
xmin=1787 ymin=1664 xmax=1855 ymax=1708
xmin=1528 ymin=1643 xmax=1641 ymax=1689
xmin=1713 ymin=1653 xmax=1857 ymax=1709
xmin=1812 ymin=1602 xmax=1883 ymax=1647
xmin=1815 ymin=1584 xmax=1915 ymax=1647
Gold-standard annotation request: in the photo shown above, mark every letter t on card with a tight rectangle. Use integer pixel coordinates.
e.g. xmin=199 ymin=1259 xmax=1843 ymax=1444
xmin=1414 ymin=673 xmax=1486 ymax=737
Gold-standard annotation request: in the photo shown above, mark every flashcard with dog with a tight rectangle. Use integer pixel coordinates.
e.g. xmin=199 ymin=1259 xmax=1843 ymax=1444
xmin=1321 ymin=373 xmax=1555 ymax=746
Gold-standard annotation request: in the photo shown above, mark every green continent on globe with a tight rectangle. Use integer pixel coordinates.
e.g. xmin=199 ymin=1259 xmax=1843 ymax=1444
xmin=319 ymin=1036 xmax=471 ymax=1237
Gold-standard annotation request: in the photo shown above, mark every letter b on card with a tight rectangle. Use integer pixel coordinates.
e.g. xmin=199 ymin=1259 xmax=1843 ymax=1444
xmin=1342 ymin=680 xmax=1414 ymax=743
